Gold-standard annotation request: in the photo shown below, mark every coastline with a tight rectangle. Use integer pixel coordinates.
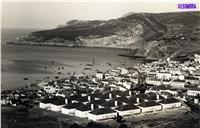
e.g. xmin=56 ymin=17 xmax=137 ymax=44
xmin=6 ymin=42 xmax=159 ymax=61
xmin=6 ymin=41 xmax=132 ymax=49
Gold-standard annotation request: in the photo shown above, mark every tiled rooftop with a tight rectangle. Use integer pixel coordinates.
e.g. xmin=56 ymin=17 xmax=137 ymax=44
xmin=63 ymin=102 xmax=84 ymax=109
xmin=115 ymin=104 xmax=139 ymax=111
xmin=138 ymin=101 xmax=161 ymax=107
xmin=159 ymin=98 xmax=181 ymax=104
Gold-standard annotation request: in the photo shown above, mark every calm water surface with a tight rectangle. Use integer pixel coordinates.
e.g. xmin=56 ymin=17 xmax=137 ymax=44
xmin=1 ymin=28 xmax=145 ymax=91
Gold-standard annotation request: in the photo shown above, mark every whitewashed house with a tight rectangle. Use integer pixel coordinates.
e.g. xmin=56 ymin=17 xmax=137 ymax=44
xmin=44 ymin=85 xmax=60 ymax=94
xmin=50 ymin=98 xmax=66 ymax=112
xmin=170 ymin=80 xmax=185 ymax=89
xmin=120 ymin=79 xmax=132 ymax=89
xmin=115 ymin=104 xmax=141 ymax=116
xmin=170 ymin=69 xmax=182 ymax=75
xmin=171 ymin=74 xmax=185 ymax=80
xmin=96 ymin=72 xmax=104 ymax=80
xmin=75 ymin=103 xmax=98 ymax=118
xmin=146 ymin=78 xmax=161 ymax=86
xmin=156 ymin=71 xmax=172 ymax=80
xmin=185 ymin=76 xmax=199 ymax=85
xmin=39 ymin=98 xmax=53 ymax=109
xmin=88 ymin=108 xmax=117 ymax=121
xmin=187 ymin=89 xmax=200 ymax=96
xmin=147 ymin=70 xmax=157 ymax=76
xmin=61 ymin=102 xmax=83 ymax=115
xmin=120 ymin=68 xmax=129 ymax=75
xmin=138 ymin=101 xmax=162 ymax=113
xmin=194 ymin=54 xmax=200 ymax=63
xmin=159 ymin=98 xmax=182 ymax=109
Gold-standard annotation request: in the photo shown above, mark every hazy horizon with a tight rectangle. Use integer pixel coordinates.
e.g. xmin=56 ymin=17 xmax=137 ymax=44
xmin=2 ymin=2 xmax=199 ymax=29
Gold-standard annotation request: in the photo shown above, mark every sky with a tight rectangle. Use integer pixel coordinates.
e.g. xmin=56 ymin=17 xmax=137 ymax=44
xmin=2 ymin=1 xmax=200 ymax=29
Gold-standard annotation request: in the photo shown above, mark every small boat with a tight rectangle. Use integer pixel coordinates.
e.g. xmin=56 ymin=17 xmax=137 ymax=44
xmin=86 ymin=64 xmax=94 ymax=66
xmin=24 ymin=78 xmax=28 ymax=80
xmin=84 ymin=68 xmax=92 ymax=70
xmin=107 ymin=63 xmax=112 ymax=66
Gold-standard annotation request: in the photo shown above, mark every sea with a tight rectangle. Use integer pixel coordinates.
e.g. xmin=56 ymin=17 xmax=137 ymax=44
xmin=1 ymin=28 xmax=147 ymax=91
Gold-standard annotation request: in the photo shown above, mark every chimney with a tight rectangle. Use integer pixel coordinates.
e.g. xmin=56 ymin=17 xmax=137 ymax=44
xmin=111 ymin=88 xmax=113 ymax=91
xmin=91 ymin=104 xmax=94 ymax=110
xmin=115 ymin=101 xmax=118 ymax=107
xmin=116 ymin=95 xmax=120 ymax=98
xmin=156 ymin=94 xmax=160 ymax=100
xmin=122 ymin=102 xmax=127 ymax=105
xmin=109 ymin=93 xmax=112 ymax=99
xmin=194 ymin=98 xmax=199 ymax=104
xmin=88 ymin=96 xmax=91 ymax=101
xmin=99 ymin=105 xmax=103 ymax=108
xmin=136 ymin=97 xmax=140 ymax=104
xmin=95 ymin=97 xmax=100 ymax=100
xmin=65 ymin=99 xmax=68 ymax=104
xmin=129 ymin=91 xmax=132 ymax=96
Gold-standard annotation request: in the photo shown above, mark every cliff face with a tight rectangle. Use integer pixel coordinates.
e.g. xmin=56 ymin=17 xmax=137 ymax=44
xmin=14 ymin=11 xmax=200 ymax=59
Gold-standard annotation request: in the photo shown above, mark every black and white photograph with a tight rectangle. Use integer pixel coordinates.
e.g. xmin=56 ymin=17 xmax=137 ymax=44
xmin=1 ymin=0 xmax=200 ymax=128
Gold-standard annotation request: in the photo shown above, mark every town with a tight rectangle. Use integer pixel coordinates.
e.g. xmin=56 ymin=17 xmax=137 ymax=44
xmin=2 ymin=54 xmax=200 ymax=122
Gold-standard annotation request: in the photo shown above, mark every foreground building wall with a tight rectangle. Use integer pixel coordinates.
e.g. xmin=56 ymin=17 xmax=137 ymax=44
xmin=39 ymin=102 xmax=51 ymax=109
xmin=61 ymin=108 xmax=76 ymax=115
xmin=116 ymin=109 xmax=141 ymax=116
xmin=88 ymin=113 xmax=116 ymax=121
xmin=139 ymin=105 xmax=162 ymax=113
xmin=75 ymin=110 xmax=90 ymax=118
xmin=161 ymin=102 xmax=182 ymax=110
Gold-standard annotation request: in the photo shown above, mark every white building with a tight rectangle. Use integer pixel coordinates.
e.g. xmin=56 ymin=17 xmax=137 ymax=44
xmin=159 ymin=98 xmax=182 ymax=109
xmin=170 ymin=69 xmax=182 ymax=76
xmin=88 ymin=108 xmax=117 ymax=121
xmin=170 ymin=80 xmax=185 ymax=89
xmin=115 ymin=104 xmax=141 ymax=116
xmin=121 ymin=68 xmax=129 ymax=75
xmin=185 ymin=77 xmax=199 ymax=85
xmin=187 ymin=89 xmax=200 ymax=96
xmin=171 ymin=74 xmax=185 ymax=80
xmin=156 ymin=71 xmax=172 ymax=80
xmin=50 ymin=99 xmax=66 ymax=112
xmin=138 ymin=101 xmax=162 ymax=113
xmin=43 ymin=85 xmax=60 ymax=94
xmin=194 ymin=54 xmax=200 ymax=63
xmin=61 ymin=102 xmax=83 ymax=115
xmin=96 ymin=72 xmax=104 ymax=80
xmin=75 ymin=104 xmax=98 ymax=118
xmin=120 ymin=79 xmax=132 ymax=89
xmin=39 ymin=98 xmax=53 ymax=109
xmin=146 ymin=78 xmax=161 ymax=86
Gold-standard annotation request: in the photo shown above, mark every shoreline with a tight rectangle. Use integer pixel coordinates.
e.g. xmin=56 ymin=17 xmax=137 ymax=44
xmin=6 ymin=42 xmax=159 ymax=61
xmin=6 ymin=41 xmax=131 ymax=50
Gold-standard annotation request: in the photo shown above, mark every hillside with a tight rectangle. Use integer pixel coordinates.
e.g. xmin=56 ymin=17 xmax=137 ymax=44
xmin=10 ymin=11 xmax=200 ymax=59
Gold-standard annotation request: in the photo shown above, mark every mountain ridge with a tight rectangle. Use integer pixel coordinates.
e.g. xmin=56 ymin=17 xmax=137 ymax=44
xmin=10 ymin=11 xmax=200 ymax=59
